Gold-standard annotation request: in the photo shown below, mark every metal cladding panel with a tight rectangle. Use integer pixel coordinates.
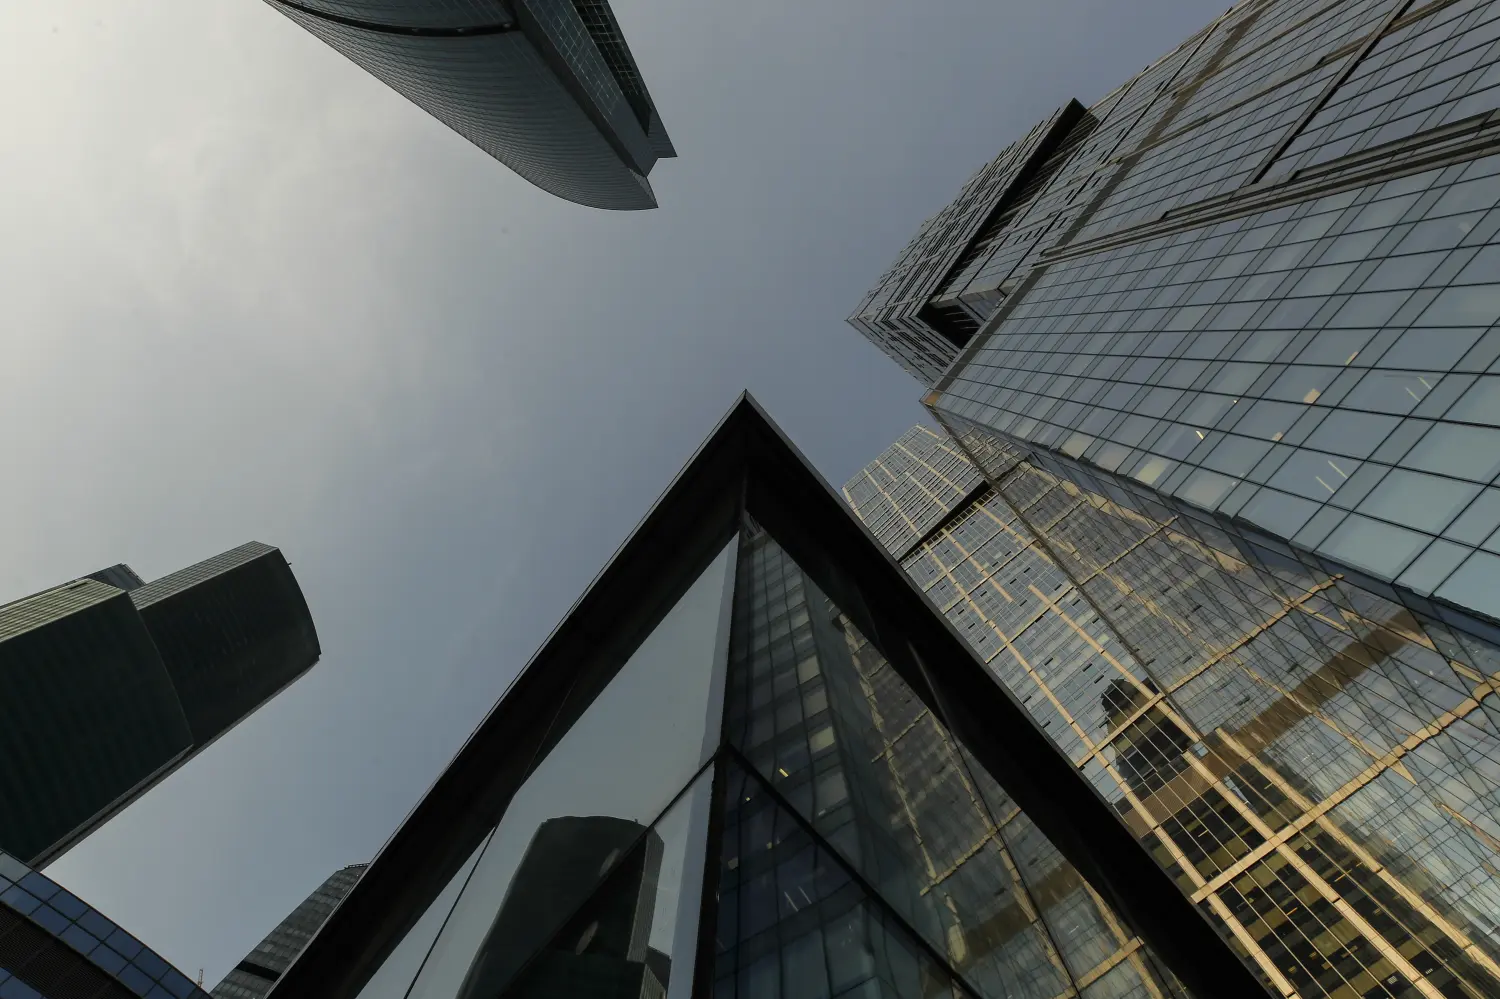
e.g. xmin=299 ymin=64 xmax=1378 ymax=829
xmin=132 ymin=545 xmax=320 ymax=749
xmin=0 ymin=578 xmax=121 ymax=643
xmin=267 ymin=2 xmax=660 ymax=209
xmin=277 ymin=0 xmax=518 ymax=29
xmin=0 ymin=588 xmax=191 ymax=865
xmin=85 ymin=564 xmax=145 ymax=592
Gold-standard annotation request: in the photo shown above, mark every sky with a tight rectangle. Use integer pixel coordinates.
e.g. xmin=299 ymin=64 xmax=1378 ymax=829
xmin=3 ymin=0 xmax=1227 ymax=986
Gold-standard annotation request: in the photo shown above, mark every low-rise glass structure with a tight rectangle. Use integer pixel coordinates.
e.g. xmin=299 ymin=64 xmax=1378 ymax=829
xmin=262 ymin=396 xmax=1273 ymax=999
xmin=0 ymin=850 xmax=208 ymax=999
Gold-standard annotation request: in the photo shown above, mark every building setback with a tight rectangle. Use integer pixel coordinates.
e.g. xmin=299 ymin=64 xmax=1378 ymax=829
xmin=852 ymin=0 xmax=1500 ymax=644
xmin=847 ymin=423 xmax=1500 ymax=998
xmin=211 ymin=865 xmax=365 ymax=999
xmin=258 ymin=396 xmax=1274 ymax=999
xmin=0 ymin=542 xmax=320 ymax=868
xmin=258 ymin=0 xmax=676 ymax=210
xmin=0 ymin=849 xmax=210 ymax=999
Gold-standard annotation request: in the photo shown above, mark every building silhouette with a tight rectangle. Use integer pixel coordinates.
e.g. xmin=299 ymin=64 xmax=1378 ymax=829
xmin=211 ymin=864 xmax=366 ymax=999
xmin=260 ymin=0 xmax=675 ymax=209
xmin=0 ymin=542 xmax=320 ymax=867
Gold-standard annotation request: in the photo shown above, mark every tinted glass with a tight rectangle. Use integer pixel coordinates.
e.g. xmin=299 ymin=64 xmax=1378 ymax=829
xmin=361 ymin=540 xmax=735 ymax=998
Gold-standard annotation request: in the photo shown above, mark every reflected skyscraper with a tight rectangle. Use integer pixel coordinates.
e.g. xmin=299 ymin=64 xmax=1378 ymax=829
xmin=0 ymin=542 xmax=320 ymax=867
xmin=259 ymin=0 xmax=675 ymax=209
xmin=459 ymin=817 xmax=666 ymax=999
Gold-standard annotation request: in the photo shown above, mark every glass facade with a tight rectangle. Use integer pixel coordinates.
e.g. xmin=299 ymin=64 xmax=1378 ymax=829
xmin=289 ymin=399 xmax=1260 ymax=999
xmin=211 ymin=864 xmax=367 ymax=999
xmin=0 ymin=543 xmax=319 ymax=868
xmin=841 ymin=0 xmax=1500 ymax=638
xmin=847 ymin=422 xmax=1500 ymax=999
xmin=263 ymin=0 xmax=676 ymax=210
xmin=847 ymin=7 xmax=1500 ymax=985
xmin=714 ymin=525 xmax=1188 ymax=999
xmin=0 ymin=850 xmax=208 ymax=999
xmin=846 ymin=101 xmax=1095 ymax=384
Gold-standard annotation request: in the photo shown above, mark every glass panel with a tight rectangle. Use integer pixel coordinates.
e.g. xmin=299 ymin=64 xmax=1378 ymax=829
xmin=400 ymin=539 xmax=737 ymax=998
xmin=355 ymin=836 xmax=490 ymax=999
xmin=474 ymin=768 xmax=713 ymax=999
xmin=710 ymin=760 xmax=970 ymax=999
xmin=723 ymin=525 xmax=1180 ymax=999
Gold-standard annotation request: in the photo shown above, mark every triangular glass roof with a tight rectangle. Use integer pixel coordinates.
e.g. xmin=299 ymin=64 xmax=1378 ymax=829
xmin=269 ymin=395 xmax=1266 ymax=999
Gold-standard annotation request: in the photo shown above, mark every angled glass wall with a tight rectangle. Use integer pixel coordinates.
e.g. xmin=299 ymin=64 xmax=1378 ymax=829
xmin=334 ymin=526 xmax=1208 ymax=999
xmin=276 ymin=400 xmax=1267 ymax=999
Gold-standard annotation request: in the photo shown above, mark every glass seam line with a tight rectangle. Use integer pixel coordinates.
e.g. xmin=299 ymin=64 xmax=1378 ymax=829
xmin=1246 ymin=0 xmax=1423 ymax=185
xmin=718 ymin=743 xmax=986 ymax=999
xmin=265 ymin=0 xmax=519 ymax=37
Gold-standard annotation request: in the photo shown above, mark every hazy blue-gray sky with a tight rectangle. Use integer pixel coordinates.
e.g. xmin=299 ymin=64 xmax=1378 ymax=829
xmin=5 ymin=0 xmax=1225 ymax=984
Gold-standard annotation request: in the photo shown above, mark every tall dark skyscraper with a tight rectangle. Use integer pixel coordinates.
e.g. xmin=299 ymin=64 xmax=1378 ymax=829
xmin=259 ymin=397 xmax=1280 ymax=999
xmin=211 ymin=864 xmax=366 ymax=999
xmin=1 ymin=848 xmax=210 ymax=999
xmin=260 ymin=0 xmax=676 ymax=209
xmin=0 ymin=542 xmax=320 ymax=868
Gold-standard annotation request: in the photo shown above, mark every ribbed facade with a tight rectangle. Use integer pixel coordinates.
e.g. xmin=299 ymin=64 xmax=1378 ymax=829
xmin=262 ymin=0 xmax=675 ymax=209
xmin=0 ymin=582 xmax=192 ymax=868
xmin=132 ymin=543 xmax=321 ymax=750
xmin=211 ymin=865 xmax=365 ymax=999
xmin=0 ymin=544 xmax=319 ymax=867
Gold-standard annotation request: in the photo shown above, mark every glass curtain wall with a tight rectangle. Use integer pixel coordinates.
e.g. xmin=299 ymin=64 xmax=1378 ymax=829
xmin=921 ymin=413 xmax=1500 ymax=999
xmin=345 ymin=524 xmax=1200 ymax=999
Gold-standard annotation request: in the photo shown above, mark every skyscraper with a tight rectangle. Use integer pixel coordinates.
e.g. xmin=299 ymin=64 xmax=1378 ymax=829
xmin=0 ymin=848 xmax=210 ymax=999
xmin=0 ymin=542 xmax=320 ymax=867
xmin=850 ymin=0 xmax=1500 ymax=645
xmin=847 ymin=423 xmax=1500 ymax=998
xmin=260 ymin=396 xmax=1272 ymax=999
xmin=211 ymin=864 xmax=365 ymax=999
xmin=259 ymin=0 xmax=676 ymax=209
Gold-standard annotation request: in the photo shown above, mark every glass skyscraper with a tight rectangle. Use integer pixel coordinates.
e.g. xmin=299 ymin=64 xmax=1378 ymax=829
xmin=211 ymin=864 xmax=366 ymax=999
xmin=0 ymin=542 xmax=320 ymax=868
xmin=259 ymin=0 xmax=676 ymax=209
xmin=0 ymin=848 xmax=209 ymax=999
xmin=261 ymin=397 xmax=1274 ymax=999
xmin=850 ymin=0 xmax=1500 ymax=646
xmin=847 ymin=423 xmax=1500 ymax=998
xmin=843 ymin=6 xmax=1500 ymax=992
